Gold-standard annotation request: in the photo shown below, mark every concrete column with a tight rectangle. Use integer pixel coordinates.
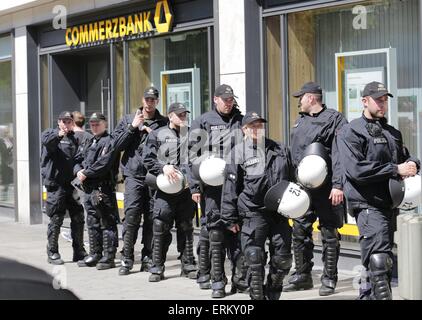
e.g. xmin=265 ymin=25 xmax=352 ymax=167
xmin=14 ymin=26 xmax=31 ymax=224
xmin=215 ymin=0 xmax=262 ymax=114
xmin=13 ymin=26 xmax=42 ymax=224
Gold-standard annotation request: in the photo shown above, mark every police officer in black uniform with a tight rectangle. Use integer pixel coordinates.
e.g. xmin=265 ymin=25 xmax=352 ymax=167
xmin=143 ymin=102 xmax=197 ymax=282
xmin=221 ymin=112 xmax=293 ymax=300
xmin=74 ymin=113 xmax=120 ymax=270
xmin=337 ymin=81 xmax=420 ymax=300
xmin=284 ymin=82 xmax=348 ymax=296
xmin=113 ymin=86 xmax=168 ymax=275
xmin=41 ymin=111 xmax=87 ymax=265
xmin=188 ymin=84 xmax=245 ymax=298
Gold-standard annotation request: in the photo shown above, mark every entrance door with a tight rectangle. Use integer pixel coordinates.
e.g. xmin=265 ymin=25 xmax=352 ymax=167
xmin=51 ymin=46 xmax=111 ymax=130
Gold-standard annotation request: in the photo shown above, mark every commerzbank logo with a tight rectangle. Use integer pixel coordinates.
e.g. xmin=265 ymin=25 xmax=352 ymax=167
xmin=65 ymin=0 xmax=174 ymax=47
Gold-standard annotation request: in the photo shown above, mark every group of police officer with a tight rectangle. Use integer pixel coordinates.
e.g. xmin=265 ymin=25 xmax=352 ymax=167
xmin=41 ymin=80 xmax=420 ymax=301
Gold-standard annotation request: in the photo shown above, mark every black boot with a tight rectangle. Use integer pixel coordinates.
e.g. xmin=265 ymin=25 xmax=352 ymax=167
xmin=283 ymin=227 xmax=314 ymax=292
xmin=209 ymin=229 xmax=226 ymax=298
xmin=245 ymin=246 xmax=265 ymax=300
xmin=319 ymin=227 xmax=340 ymax=296
xmin=197 ymin=228 xmax=211 ymax=290
xmin=265 ymin=255 xmax=292 ymax=300
xmin=140 ymin=255 xmax=153 ymax=272
xmin=369 ymin=253 xmax=393 ymax=300
xmin=180 ymin=232 xmax=197 ymax=279
xmin=119 ymin=212 xmax=140 ymax=275
xmin=231 ymin=253 xmax=249 ymax=294
xmin=71 ymin=221 xmax=87 ymax=262
xmin=47 ymin=215 xmax=64 ymax=265
xmin=148 ymin=220 xmax=168 ymax=282
xmin=96 ymin=229 xmax=117 ymax=270
xmin=77 ymin=226 xmax=102 ymax=267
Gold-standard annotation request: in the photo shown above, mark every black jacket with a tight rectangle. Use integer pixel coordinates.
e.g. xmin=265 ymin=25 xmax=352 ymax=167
xmin=41 ymin=129 xmax=79 ymax=187
xmin=73 ymin=131 xmax=119 ymax=187
xmin=338 ymin=114 xmax=420 ymax=210
xmin=290 ymin=105 xmax=348 ymax=189
xmin=112 ymin=109 xmax=168 ymax=179
xmin=188 ymin=107 xmax=243 ymax=194
xmin=143 ymin=124 xmax=190 ymax=178
xmin=221 ymin=138 xmax=294 ymax=227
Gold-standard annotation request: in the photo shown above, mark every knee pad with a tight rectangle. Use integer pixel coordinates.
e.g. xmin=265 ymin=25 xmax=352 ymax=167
xmin=199 ymin=226 xmax=209 ymax=240
xmin=244 ymin=246 xmax=264 ymax=266
xmin=125 ymin=209 xmax=141 ymax=226
xmin=320 ymin=227 xmax=340 ymax=243
xmin=153 ymin=219 xmax=168 ymax=234
xmin=271 ymin=255 xmax=292 ymax=271
xmin=209 ymin=229 xmax=224 ymax=243
xmin=369 ymin=253 xmax=393 ymax=274
xmin=292 ymin=224 xmax=308 ymax=240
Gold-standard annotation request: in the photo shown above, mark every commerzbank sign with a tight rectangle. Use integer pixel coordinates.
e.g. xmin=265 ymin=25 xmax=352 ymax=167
xmin=65 ymin=0 xmax=173 ymax=47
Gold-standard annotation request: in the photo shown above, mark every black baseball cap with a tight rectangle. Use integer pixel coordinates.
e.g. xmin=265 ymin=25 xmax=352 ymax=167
xmin=214 ymin=84 xmax=238 ymax=99
xmin=362 ymin=81 xmax=393 ymax=99
xmin=144 ymin=86 xmax=159 ymax=99
xmin=292 ymin=82 xmax=322 ymax=97
xmin=89 ymin=112 xmax=106 ymax=122
xmin=58 ymin=111 xmax=73 ymax=121
xmin=242 ymin=111 xmax=267 ymax=126
xmin=168 ymin=102 xmax=190 ymax=115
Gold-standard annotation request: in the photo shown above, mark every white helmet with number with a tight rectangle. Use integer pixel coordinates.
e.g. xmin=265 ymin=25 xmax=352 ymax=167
xmin=264 ymin=180 xmax=311 ymax=219
xmin=389 ymin=175 xmax=421 ymax=210
xmin=297 ymin=142 xmax=329 ymax=189
xmin=192 ymin=154 xmax=227 ymax=187
xmin=156 ymin=170 xmax=185 ymax=194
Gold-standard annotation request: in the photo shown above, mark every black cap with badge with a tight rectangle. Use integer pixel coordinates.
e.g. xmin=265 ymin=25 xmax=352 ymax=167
xmin=89 ymin=112 xmax=106 ymax=122
xmin=242 ymin=111 xmax=267 ymax=126
xmin=58 ymin=111 xmax=73 ymax=121
xmin=292 ymin=82 xmax=323 ymax=97
xmin=362 ymin=81 xmax=393 ymax=99
xmin=214 ymin=84 xmax=238 ymax=99
xmin=144 ymin=86 xmax=159 ymax=99
xmin=168 ymin=102 xmax=190 ymax=115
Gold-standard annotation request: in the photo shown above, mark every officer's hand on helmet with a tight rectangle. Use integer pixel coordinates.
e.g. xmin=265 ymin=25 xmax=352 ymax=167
xmin=77 ymin=170 xmax=87 ymax=182
xmin=398 ymin=162 xmax=417 ymax=178
xmin=228 ymin=224 xmax=240 ymax=234
xmin=163 ymin=165 xmax=179 ymax=183
xmin=131 ymin=109 xmax=145 ymax=128
xmin=192 ymin=193 xmax=201 ymax=203
xmin=329 ymin=188 xmax=344 ymax=206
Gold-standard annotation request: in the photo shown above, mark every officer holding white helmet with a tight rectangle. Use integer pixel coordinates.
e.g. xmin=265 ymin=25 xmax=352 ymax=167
xmin=143 ymin=102 xmax=197 ymax=282
xmin=338 ymin=81 xmax=420 ymax=300
xmin=188 ymin=84 xmax=245 ymax=298
xmin=221 ymin=112 xmax=294 ymax=300
xmin=286 ymin=82 xmax=348 ymax=296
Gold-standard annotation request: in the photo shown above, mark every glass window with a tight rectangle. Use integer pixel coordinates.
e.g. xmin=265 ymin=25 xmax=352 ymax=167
xmin=265 ymin=15 xmax=284 ymax=142
xmin=0 ymin=34 xmax=11 ymax=60
xmin=40 ymin=54 xmax=50 ymax=131
xmin=0 ymin=57 xmax=13 ymax=206
xmin=128 ymin=29 xmax=210 ymax=123
xmin=286 ymin=0 xmax=421 ymax=159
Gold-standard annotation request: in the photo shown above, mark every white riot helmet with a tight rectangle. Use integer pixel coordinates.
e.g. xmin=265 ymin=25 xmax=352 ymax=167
xmin=297 ymin=142 xmax=329 ymax=189
xmin=192 ymin=154 xmax=226 ymax=187
xmin=151 ymin=170 xmax=186 ymax=194
xmin=389 ymin=175 xmax=421 ymax=210
xmin=264 ymin=180 xmax=311 ymax=219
